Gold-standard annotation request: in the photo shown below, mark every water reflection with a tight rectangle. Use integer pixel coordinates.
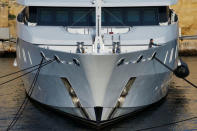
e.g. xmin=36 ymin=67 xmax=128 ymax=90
xmin=0 ymin=57 xmax=197 ymax=131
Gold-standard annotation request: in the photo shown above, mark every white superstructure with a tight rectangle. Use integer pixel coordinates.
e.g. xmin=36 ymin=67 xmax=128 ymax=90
xmin=17 ymin=0 xmax=178 ymax=7
xmin=16 ymin=0 xmax=179 ymax=126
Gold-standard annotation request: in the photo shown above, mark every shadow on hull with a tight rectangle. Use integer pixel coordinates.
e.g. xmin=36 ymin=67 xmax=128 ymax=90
xmin=0 ymin=51 xmax=16 ymax=58
xmin=27 ymin=93 xmax=168 ymax=130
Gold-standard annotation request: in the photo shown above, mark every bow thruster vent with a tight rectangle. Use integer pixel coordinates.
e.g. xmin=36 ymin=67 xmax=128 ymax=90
xmin=61 ymin=78 xmax=90 ymax=119
xmin=107 ymin=77 xmax=136 ymax=120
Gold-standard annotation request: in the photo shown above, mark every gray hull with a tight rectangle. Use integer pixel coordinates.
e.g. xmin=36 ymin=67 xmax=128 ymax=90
xmin=16 ymin=39 xmax=178 ymax=123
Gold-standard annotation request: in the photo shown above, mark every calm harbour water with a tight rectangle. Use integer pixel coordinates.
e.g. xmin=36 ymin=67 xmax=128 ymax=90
xmin=0 ymin=57 xmax=197 ymax=131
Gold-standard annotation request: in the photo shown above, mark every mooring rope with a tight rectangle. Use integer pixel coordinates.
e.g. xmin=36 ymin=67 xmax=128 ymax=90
xmin=154 ymin=56 xmax=197 ymax=88
xmin=132 ymin=56 xmax=197 ymax=131
xmin=2 ymin=54 xmax=197 ymax=130
xmin=0 ymin=59 xmax=55 ymax=87
xmin=136 ymin=116 xmax=197 ymax=131
xmin=6 ymin=58 xmax=45 ymax=131
xmin=0 ymin=60 xmax=53 ymax=79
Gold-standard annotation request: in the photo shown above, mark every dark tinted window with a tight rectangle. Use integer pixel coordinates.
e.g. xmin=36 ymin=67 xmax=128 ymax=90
xmin=127 ymin=10 xmax=140 ymax=23
xmin=126 ymin=8 xmax=141 ymax=25
xmin=40 ymin=10 xmax=52 ymax=22
xmin=28 ymin=7 xmax=37 ymax=23
xmin=56 ymin=9 xmax=69 ymax=25
xmin=143 ymin=9 xmax=158 ymax=25
xmin=107 ymin=8 xmax=124 ymax=26
xmin=159 ymin=7 xmax=169 ymax=22
xmin=72 ymin=10 xmax=89 ymax=26
xmin=38 ymin=8 xmax=54 ymax=25
xmin=29 ymin=6 xmax=168 ymax=26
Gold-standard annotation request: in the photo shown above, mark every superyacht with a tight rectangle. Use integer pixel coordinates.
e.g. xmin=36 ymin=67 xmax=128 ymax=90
xmin=16 ymin=0 xmax=179 ymax=126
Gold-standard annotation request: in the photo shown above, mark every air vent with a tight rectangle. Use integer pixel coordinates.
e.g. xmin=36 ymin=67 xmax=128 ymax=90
xmin=150 ymin=52 xmax=157 ymax=60
xmin=135 ymin=55 xmax=143 ymax=63
xmin=73 ymin=58 xmax=80 ymax=66
xmin=117 ymin=58 xmax=125 ymax=67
